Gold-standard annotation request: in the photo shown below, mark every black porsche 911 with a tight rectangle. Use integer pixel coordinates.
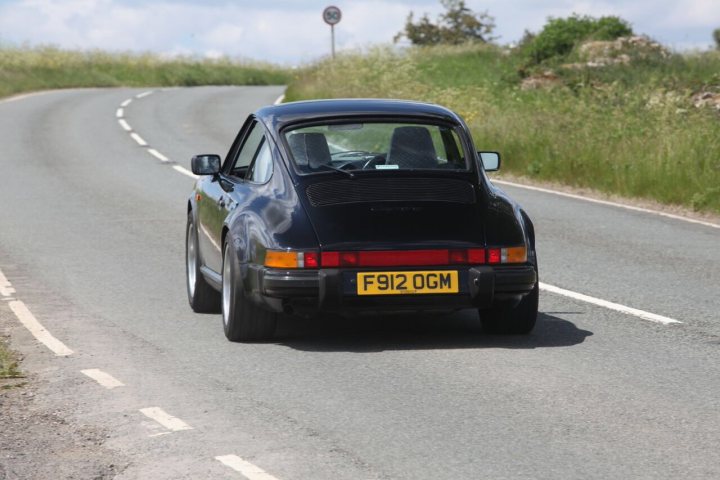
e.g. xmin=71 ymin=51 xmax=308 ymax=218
xmin=186 ymin=99 xmax=538 ymax=342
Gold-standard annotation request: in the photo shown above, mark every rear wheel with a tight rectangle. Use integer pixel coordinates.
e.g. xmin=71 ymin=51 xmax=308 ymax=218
xmin=222 ymin=240 xmax=277 ymax=342
xmin=480 ymin=282 xmax=538 ymax=334
xmin=186 ymin=212 xmax=220 ymax=313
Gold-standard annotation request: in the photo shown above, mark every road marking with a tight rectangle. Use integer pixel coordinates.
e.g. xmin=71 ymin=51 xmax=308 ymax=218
xmin=118 ymin=119 xmax=132 ymax=131
xmin=148 ymin=148 xmax=169 ymax=162
xmin=173 ymin=165 xmax=198 ymax=179
xmin=539 ymin=282 xmax=682 ymax=325
xmin=0 ymin=269 xmax=16 ymax=297
xmin=136 ymin=90 xmax=154 ymax=99
xmin=130 ymin=132 xmax=148 ymax=146
xmin=120 ymin=98 xmax=132 ymax=107
xmin=139 ymin=407 xmax=192 ymax=432
xmin=116 ymin=107 xmax=124 ymax=118
xmin=216 ymin=455 xmax=281 ymax=480
xmin=8 ymin=300 xmax=74 ymax=356
xmin=273 ymin=94 xmax=285 ymax=105
xmin=493 ymin=179 xmax=720 ymax=229
xmin=0 ymin=91 xmax=52 ymax=105
xmin=81 ymin=369 xmax=125 ymax=389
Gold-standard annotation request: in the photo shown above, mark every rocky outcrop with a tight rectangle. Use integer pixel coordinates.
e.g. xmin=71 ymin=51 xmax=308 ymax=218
xmin=563 ymin=36 xmax=669 ymax=69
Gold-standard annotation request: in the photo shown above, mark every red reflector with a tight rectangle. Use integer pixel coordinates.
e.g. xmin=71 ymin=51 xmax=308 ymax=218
xmin=488 ymin=248 xmax=501 ymax=264
xmin=305 ymin=252 xmax=319 ymax=268
xmin=449 ymin=249 xmax=467 ymax=264
xmin=468 ymin=248 xmax=486 ymax=264
xmin=359 ymin=250 xmax=448 ymax=267
xmin=340 ymin=251 xmax=359 ymax=266
xmin=320 ymin=249 xmax=489 ymax=267
xmin=321 ymin=251 xmax=339 ymax=267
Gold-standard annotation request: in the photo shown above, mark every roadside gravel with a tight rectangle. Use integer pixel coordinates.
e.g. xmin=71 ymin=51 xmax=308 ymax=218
xmin=0 ymin=310 xmax=127 ymax=480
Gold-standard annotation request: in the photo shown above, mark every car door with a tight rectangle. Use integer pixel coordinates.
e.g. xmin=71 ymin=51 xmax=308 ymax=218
xmin=198 ymin=119 xmax=266 ymax=273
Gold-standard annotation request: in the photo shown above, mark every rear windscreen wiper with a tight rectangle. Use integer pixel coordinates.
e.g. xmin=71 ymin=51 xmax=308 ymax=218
xmin=317 ymin=163 xmax=355 ymax=178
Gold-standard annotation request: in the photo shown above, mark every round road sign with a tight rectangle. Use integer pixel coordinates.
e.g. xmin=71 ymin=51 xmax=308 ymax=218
xmin=323 ymin=5 xmax=342 ymax=25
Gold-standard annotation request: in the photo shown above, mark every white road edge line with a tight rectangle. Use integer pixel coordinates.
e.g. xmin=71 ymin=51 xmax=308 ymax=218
xmin=273 ymin=94 xmax=285 ymax=105
xmin=0 ymin=91 xmax=52 ymax=105
xmin=118 ymin=119 xmax=132 ymax=132
xmin=493 ymin=179 xmax=720 ymax=229
xmin=136 ymin=90 xmax=154 ymax=99
xmin=539 ymin=282 xmax=682 ymax=325
xmin=120 ymin=98 xmax=132 ymax=107
xmin=116 ymin=107 xmax=124 ymax=118
xmin=8 ymin=300 xmax=74 ymax=356
xmin=81 ymin=369 xmax=125 ymax=389
xmin=216 ymin=455 xmax=281 ymax=480
xmin=148 ymin=148 xmax=169 ymax=162
xmin=130 ymin=132 xmax=148 ymax=146
xmin=139 ymin=407 xmax=192 ymax=432
xmin=173 ymin=165 xmax=198 ymax=179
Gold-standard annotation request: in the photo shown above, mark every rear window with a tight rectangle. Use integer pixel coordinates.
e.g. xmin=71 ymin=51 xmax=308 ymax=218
xmin=284 ymin=121 xmax=467 ymax=174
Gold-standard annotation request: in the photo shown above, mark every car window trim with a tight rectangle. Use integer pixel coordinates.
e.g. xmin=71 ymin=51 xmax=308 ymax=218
xmin=223 ymin=116 xmax=257 ymax=174
xmin=245 ymin=136 xmax=274 ymax=185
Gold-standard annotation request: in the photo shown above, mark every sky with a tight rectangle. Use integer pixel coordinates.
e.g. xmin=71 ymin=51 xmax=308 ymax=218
xmin=0 ymin=0 xmax=718 ymax=64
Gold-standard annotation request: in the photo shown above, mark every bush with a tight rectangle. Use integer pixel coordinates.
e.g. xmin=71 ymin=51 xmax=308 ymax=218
xmin=524 ymin=15 xmax=633 ymax=64
xmin=714 ymin=28 xmax=720 ymax=50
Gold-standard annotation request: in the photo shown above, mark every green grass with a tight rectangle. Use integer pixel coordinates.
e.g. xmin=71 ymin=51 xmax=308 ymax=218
xmin=0 ymin=337 xmax=22 ymax=379
xmin=285 ymin=44 xmax=720 ymax=214
xmin=0 ymin=45 xmax=290 ymax=98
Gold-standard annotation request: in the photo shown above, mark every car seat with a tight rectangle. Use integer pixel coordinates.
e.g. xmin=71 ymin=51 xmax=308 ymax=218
xmin=287 ymin=132 xmax=332 ymax=170
xmin=386 ymin=126 xmax=438 ymax=169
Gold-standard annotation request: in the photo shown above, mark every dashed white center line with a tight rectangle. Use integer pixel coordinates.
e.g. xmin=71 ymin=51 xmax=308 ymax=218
xmin=130 ymin=132 xmax=148 ymax=146
xmin=540 ymin=282 xmax=682 ymax=325
xmin=173 ymin=165 xmax=198 ymax=179
xmin=8 ymin=300 xmax=74 ymax=356
xmin=0 ymin=269 xmax=16 ymax=297
xmin=216 ymin=455 xmax=281 ymax=480
xmin=139 ymin=407 xmax=193 ymax=432
xmin=136 ymin=90 xmax=154 ymax=99
xmin=118 ymin=119 xmax=132 ymax=131
xmin=147 ymin=148 xmax=169 ymax=162
xmin=120 ymin=98 xmax=132 ymax=107
xmin=81 ymin=369 xmax=125 ymax=389
xmin=116 ymin=107 xmax=124 ymax=118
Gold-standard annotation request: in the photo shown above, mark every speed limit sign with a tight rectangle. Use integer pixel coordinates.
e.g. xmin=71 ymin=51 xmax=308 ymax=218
xmin=323 ymin=5 xmax=342 ymax=25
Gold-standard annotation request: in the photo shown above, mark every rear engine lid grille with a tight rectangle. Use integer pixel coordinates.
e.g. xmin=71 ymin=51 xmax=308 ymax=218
xmin=306 ymin=178 xmax=475 ymax=207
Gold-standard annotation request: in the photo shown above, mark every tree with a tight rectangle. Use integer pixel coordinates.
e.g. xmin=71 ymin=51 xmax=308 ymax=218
xmin=395 ymin=0 xmax=496 ymax=46
xmin=714 ymin=28 xmax=720 ymax=50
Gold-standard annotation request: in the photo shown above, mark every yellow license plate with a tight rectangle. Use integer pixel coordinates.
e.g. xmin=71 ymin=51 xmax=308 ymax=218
xmin=357 ymin=271 xmax=459 ymax=295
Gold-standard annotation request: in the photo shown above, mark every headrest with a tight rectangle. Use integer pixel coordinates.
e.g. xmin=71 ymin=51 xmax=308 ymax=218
xmin=287 ymin=132 xmax=332 ymax=169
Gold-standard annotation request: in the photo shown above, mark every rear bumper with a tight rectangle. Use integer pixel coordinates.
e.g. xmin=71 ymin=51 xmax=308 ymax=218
xmin=249 ymin=264 xmax=537 ymax=315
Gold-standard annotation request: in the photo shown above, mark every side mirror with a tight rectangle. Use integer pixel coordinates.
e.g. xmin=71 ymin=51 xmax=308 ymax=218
xmin=191 ymin=154 xmax=221 ymax=175
xmin=478 ymin=151 xmax=501 ymax=172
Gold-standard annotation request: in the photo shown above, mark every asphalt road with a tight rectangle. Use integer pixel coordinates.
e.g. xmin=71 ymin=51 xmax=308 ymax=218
xmin=0 ymin=87 xmax=718 ymax=479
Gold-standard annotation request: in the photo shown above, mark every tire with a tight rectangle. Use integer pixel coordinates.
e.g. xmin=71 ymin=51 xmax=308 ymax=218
xmin=186 ymin=212 xmax=221 ymax=313
xmin=480 ymin=282 xmax=538 ymax=334
xmin=222 ymin=240 xmax=277 ymax=342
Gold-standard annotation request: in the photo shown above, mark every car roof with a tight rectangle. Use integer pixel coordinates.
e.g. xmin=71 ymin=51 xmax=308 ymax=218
xmin=256 ymin=99 xmax=464 ymax=132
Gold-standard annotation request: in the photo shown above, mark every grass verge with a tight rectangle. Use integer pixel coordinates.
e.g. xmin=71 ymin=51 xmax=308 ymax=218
xmin=0 ymin=45 xmax=290 ymax=99
xmin=285 ymin=44 xmax=720 ymax=214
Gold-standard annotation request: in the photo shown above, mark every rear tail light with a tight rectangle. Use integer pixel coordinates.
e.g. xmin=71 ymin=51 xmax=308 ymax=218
xmin=265 ymin=246 xmax=527 ymax=269
xmin=488 ymin=246 xmax=527 ymax=264
xmin=264 ymin=251 xmax=300 ymax=268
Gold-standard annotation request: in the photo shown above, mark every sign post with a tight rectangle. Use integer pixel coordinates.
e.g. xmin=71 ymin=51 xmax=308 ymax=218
xmin=322 ymin=6 xmax=342 ymax=59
